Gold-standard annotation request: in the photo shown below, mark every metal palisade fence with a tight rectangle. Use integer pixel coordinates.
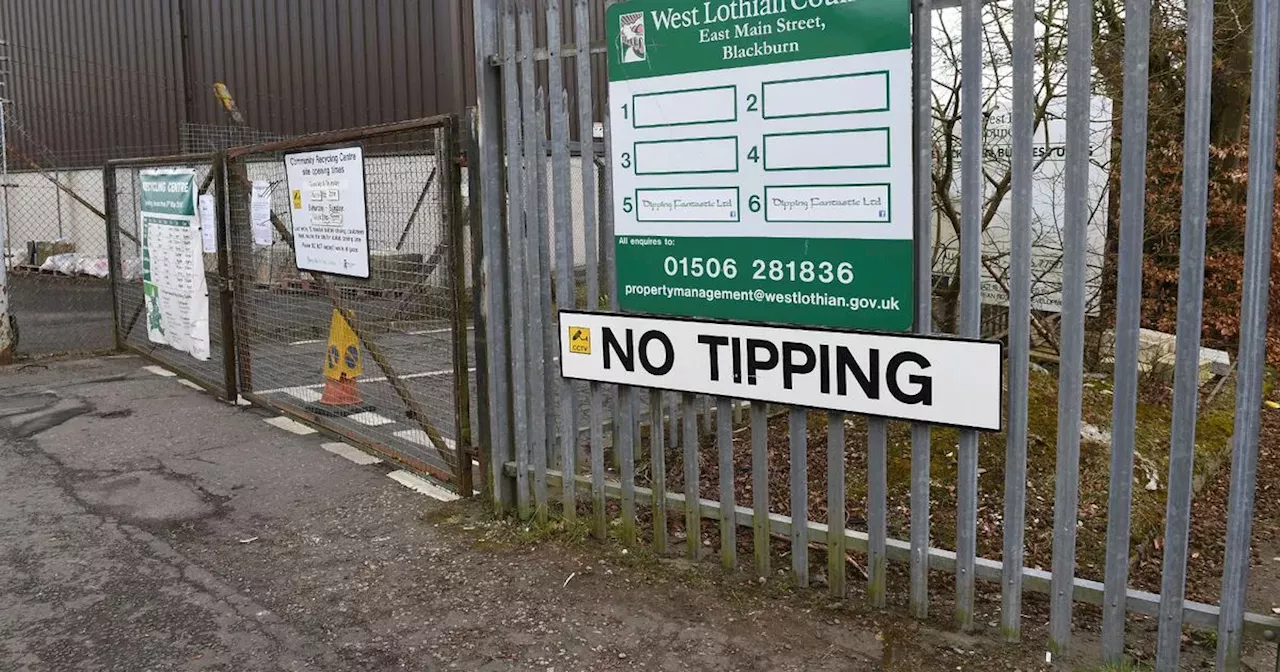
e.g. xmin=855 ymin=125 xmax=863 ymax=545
xmin=472 ymin=0 xmax=1280 ymax=671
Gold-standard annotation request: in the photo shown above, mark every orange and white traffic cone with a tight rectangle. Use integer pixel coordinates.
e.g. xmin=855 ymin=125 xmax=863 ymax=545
xmin=307 ymin=309 xmax=373 ymax=416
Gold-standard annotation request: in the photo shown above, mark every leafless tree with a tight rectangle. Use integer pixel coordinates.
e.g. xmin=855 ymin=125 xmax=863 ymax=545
xmin=929 ymin=0 xmax=1112 ymax=353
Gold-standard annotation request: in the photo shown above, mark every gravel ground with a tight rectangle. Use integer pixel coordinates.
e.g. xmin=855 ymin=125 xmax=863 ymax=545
xmin=0 ymin=355 xmax=1035 ymax=671
xmin=1 ymin=355 xmax=1274 ymax=671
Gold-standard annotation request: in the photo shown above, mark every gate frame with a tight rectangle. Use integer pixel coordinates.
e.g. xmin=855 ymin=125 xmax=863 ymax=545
xmin=222 ymin=115 xmax=476 ymax=493
xmin=104 ymin=151 xmax=240 ymax=401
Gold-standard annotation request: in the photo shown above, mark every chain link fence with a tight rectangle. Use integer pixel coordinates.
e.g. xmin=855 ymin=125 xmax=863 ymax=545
xmin=2 ymin=106 xmax=119 ymax=357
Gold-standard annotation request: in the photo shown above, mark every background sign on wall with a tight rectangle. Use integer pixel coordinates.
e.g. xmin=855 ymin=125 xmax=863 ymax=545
xmin=558 ymin=311 xmax=1003 ymax=430
xmin=139 ymin=169 xmax=210 ymax=361
xmin=933 ymin=96 xmax=1112 ymax=315
xmin=606 ymin=0 xmax=914 ymax=331
xmin=285 ymin=146 xmax=370 ymax=278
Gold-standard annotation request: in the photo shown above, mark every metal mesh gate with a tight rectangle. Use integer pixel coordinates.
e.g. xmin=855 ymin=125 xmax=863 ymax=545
xmin=105 ymin=154 xmax=236 ymax=397
xmin=225 ymin=118 xmax=472 ymax=488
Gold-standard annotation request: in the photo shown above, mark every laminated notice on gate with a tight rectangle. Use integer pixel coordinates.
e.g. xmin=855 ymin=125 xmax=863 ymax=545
xmin=284 ymin=145 xmax=370 ymax=279
xmin=250 ymin=180 xmax=274 ymax=246
xmin=559 ymin=311 xmax=1004 ymax=431
xmin=198 ymin=193 xmax=218 ymax=253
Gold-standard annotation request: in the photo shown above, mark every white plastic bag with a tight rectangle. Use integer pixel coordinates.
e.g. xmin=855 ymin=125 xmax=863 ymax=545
xmin=76 ymin=256 xmax=110 ymax=278
xmin=39 ymin=253 xmax=79 ymax=275
xmin=122 ymin=258 xmax=144 ymax=281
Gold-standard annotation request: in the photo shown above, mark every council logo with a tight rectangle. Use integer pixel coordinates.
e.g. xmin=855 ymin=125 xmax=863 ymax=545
xmin=619 ymin=12 xmax=646 ymax=63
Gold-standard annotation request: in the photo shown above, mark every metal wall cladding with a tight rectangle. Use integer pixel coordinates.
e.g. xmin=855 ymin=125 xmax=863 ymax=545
xmin=1 ymin=0 xmax=477 ymax=167
xmin=0 ymin=0 xmax=187 ymax=165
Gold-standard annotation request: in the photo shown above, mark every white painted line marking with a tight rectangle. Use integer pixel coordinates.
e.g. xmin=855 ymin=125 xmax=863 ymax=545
xmin=142 ymin=365 xmax=176 ymax=377
xmin=289 ymin=339 xmax=325 ymax=346
xmin=394 ymin=429 xmax=456 ymax=451
xmin=362 ymin=368 xmax=457 ymax=384
xmin=387 ymin=470 xmax=459 ymax=501
xmin=348 ymin=412 xmax=394 ymax=427
xmin=322 ymin=441 xmax=383 ymax=465
xmin=282 ymin=386 xmax=322 ymax=403
xmin=396 ymin=365 xmax=477 ymax=380
xmin=177 ymin=379 xmax=204 ymax=391
xmin=253 ymin=367 xmax=476 ymax=395
xmin=263 ymin=416 xmax=317 ymax=435
xmin=253 ymin=383 xmax=323 ymax=395
xmin=406 ymin=326 xmax=475 ymax=336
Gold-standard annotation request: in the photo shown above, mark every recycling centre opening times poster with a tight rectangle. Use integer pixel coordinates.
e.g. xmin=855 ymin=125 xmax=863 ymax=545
xmin=607 ymin=0 xmax=913 ymax=331
xmin=140 ymin=169 xmax=211 ymax=361
xmin=285 ymin=146 xmax=371 ymax=279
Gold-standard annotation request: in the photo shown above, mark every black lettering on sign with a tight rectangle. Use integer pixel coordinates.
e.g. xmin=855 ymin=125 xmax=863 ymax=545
xmin=819 ymin=344 xmax=830 ymax=394
xmin=638 ymin=331 xmax=675 ymax=375
xmin=886 ymin=351 xmax=932 ymax=405
xmin=604 ymin=327 xmax=675 ymax=376
xmin=731 ymin=337 xmax=743 ymax=383
xmin=697 ymin=335 xmax=730 ymax=381
xmin=745 ymin=339 xmax=778 ymax=384
xmin=603 ymin=327 xmax=633 ymax=370
xmin=836 ymin=346 xmax=879 ymax=399
xmin=782 ymin=341 xmax=816 ymax=390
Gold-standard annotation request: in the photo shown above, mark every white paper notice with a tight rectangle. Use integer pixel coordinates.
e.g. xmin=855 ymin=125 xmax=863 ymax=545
xmin=250 ymin=180 xmax=273 ymax=246
xmin=283 ymin=146 xmax=370 ymax=278
xmin=198 ymin=194 xmax=218 ymax=253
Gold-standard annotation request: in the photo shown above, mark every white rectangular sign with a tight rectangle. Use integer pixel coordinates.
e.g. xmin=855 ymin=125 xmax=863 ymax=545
xmin=284 ymin=146 xmax=370 ymax=278
xmin=198 ymin=193 xmax=218 ymax=253
xmin=559 ymin=311 xmax=1004 ymax=431
xmin=250 ymin=180 xmax=274 ymax=246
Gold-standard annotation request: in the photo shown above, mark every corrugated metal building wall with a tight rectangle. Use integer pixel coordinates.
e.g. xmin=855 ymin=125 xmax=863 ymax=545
xmin=0 ymin=0 xmax=480 ymax=167
xmin=1 ymin=0 xmax=187 ymax=164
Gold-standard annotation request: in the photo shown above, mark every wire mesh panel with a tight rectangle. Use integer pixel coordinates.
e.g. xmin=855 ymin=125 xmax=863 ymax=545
xmin=106 ymin=155 xmax=235 ymax=397
xmin=3 ymin=107 xmax=118 ymax=357
xmin=226 ymin=117 xmax=472 ymax=486
xmin=179 ymin=123 xmax=290 ymax=154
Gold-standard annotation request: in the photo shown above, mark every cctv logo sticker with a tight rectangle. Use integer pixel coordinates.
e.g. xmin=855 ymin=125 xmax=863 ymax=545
xmin=568 ymin=326 xmax=591 ymax=355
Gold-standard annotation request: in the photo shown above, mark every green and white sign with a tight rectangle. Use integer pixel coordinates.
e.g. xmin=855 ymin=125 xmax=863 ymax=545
xmin=607 ymin=0 xmax=913 ymax=331
xmin=140 ymin=169 xmax=210 ymax=361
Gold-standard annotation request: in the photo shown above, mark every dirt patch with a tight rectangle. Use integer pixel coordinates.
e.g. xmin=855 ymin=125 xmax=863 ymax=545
xmin=640 ymin=368 xmax=1237 ymax=594
xmin=427 ymin=501 xmax=1088 ymax=671
xmin=563 ymin=367 xmax=1275 ymax=667
xmin=1129 ymin=401 xmax=1280 ymax=669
